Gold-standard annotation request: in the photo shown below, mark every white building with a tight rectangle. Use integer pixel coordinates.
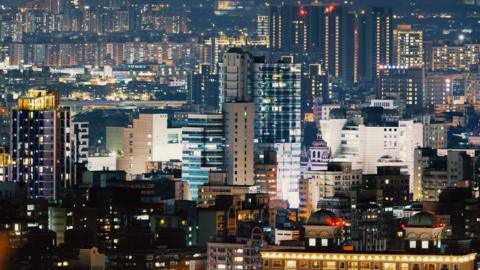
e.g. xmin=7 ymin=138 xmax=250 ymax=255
xmin=118 ymin=114 xmax=182 ymax=176
xmin=320 ymin=119 xmax=423 ymax=193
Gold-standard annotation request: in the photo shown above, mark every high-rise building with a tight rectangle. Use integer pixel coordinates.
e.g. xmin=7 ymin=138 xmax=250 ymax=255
xmin=10 ymin=89 xmax=72 ymax=200
xmin=254 ymin=58 xmax=302 ymax=207
xmin=219 ymin=48 xmax=254 ymax=106
xmin=269 ymin=5 xmax=355 ymax=83
xmin=356 ymin=7 xmax=394 ymax=83
xmin=393 ymin=24 xmax=424 ymax=68
xmin=182 ymin=114 xmax=225 ymax=200
xmin=323 ymin=5 xmax=355 ymax=82
xmin=118 ymin=114 xmax=183 ymax=176
xmin=223 ymin=102 xmax=255 ymax=186
xmin=269 ymin=5 xmax=323 ymax=52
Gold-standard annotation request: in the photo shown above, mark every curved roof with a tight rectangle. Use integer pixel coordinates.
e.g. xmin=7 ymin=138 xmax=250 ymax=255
xmin=408 ymin=211 xmax=437 ymax=228
xmin=307 ymin=209 xmax=337 ymax=226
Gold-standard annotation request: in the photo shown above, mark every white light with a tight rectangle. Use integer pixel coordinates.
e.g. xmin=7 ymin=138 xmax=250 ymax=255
xmin=458 ymin=34 xmax=465 ymax=41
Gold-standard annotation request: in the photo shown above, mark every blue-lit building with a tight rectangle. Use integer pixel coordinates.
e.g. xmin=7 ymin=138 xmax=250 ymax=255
xmin=10 ymin=90 xmax=72 ymax=200
xmin=253 ymin=57 xmax=302 ymax=207
xmin=181 ymin=113 xmax=224 ymax=200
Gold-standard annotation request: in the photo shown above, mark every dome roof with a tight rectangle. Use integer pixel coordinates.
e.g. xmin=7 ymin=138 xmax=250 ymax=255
xmin=307 ymin=209 xmax=337 ymax=226
xmin=408 ymin=211 xmax=437 ymax=228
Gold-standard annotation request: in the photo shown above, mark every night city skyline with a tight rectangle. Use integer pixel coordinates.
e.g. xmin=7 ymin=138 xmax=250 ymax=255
xmin=0 ymin=0 xmax=480 ymax=269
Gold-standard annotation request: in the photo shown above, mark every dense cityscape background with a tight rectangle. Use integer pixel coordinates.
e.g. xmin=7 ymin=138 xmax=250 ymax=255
xmin=0 ymin=0 xmax=480 ymax=269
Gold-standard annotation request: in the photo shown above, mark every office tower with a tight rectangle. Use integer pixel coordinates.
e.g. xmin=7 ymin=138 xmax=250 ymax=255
xmin=219 ymin=48 xmax=254 ymax=106
xmin=118 ymin=114 xmax=182 ymax=176
xmin=377 ymin=66 xmax=424 ymax=115
xmin=10 ymin=90 xmax=72 ymax=200
xmin=189 ymin=63 xmax=219 ymax=111
xmin=254 ymin=58 xmax=302 ymax=207
xmin=223 ymin=102 xmax=255 ymax=186
xmin=393 ymin=24 xmax=424 ymax=68
xmin=182 ymin=114 xmax=224 ymax=200
xmin=356 ymin=7 xmax=394 ymax=83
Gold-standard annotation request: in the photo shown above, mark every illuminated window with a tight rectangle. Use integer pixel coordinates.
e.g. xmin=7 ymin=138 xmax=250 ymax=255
xmin=311 ymin=261 xmax=320 ymax=268
xmin=286 ymin=261 xmax=297 ymax=269
xmin=409 ymin=240 xmax=416 ymax=248
xmin=321 ymin=238 xmax=328 ymax=246
xmin=422 ymin=241 xmax=429 ymax=249
xmin=309 ymin=238 xmax=316 ymax=247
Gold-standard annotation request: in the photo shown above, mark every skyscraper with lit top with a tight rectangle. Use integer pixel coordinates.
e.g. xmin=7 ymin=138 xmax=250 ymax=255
xmin=10 ymin=89 xmax=72 ymax=200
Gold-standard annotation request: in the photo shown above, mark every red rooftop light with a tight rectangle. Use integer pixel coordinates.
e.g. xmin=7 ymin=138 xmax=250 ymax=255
xmin=299 ymin=7 xmax=307 ymax=17
xmin=327 ymin=4 xmax=335 ymax=13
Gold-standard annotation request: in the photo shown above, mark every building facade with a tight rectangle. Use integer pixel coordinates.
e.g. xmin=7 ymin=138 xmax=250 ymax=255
xmin=182 ymin=113 xmax=225 ymax=200
xmin=10 ymin=89 xmax=72 ymax=200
